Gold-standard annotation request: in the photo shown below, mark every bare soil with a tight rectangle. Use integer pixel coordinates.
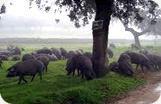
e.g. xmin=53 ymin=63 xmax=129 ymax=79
xmin=109 ymin=71 xmax=161 ymax=104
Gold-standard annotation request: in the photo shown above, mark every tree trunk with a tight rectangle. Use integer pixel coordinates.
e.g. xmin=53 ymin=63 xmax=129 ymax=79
xmin=133 ymin=34 xmax=141 ymax=48
xmin=92 ymin=0 xmax=114 ymax=77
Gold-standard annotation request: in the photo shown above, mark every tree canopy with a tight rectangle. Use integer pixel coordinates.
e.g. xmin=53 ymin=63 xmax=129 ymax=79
xmin=28 ymin=0 xmax=95 ymax=27
xmin=1 ymin=0 xmax=160 ymax=28
xmin=114 ymin=0 xmax=161 ymax=35
xmin=0 ymin=4 xmax=6 ymax=14
xmin=26 ymin=0 xmax=160 ymax=28
xmin=113 ymin=0 xmax=160 ymax=25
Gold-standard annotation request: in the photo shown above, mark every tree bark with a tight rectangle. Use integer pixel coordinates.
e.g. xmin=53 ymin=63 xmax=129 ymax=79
xmin=92 ymin=0 xmax=114 ymax=77
xmin=133 ymin=34 xmax=141 ymax=48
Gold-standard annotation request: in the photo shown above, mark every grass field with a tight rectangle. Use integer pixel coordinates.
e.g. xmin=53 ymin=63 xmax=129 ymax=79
xmin=0 ymin=42 xmax=160 ymax=104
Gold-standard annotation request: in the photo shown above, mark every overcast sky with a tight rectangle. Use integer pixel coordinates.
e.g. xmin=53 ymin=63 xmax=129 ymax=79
xmin=0 ymin=0 xmax=161 ymax=39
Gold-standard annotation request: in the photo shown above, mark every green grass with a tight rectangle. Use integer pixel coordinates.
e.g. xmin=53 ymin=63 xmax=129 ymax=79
xmin=0 ymin=61 xmax=144 ymax=104
xmin=0 ymin=43 xmax=160 ymax=104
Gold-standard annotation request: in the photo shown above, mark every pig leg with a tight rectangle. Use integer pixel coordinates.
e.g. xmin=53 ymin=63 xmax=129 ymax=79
xmin=45 ymin=66 xmax=48 ymax=73
xmin=81 ymin=70 xmax=84 ymax=79
xmin=71 ymin=68 xmax=75 ymax=76
xmin=155 ymin=65 xmax=158 ymax=70
xmin=141 ymin=65 xmax=144 ymax=72
xmin=31 ymin=74 xmax=36 ymax=82
xmin=18 ymin=76 xmax=22 ymax=84
xmin=82 ymin=74 xmax=84 ymax=79
xmin=39 ymin=72 xmax=42 ymax=81
xmin=22 ymin=76 xmax=28 ymax=83
xmin=135 ymin=64 xmax=139 ymax=71
xmin=77 ymin=69 xmax=81 ymax=76
xmin=67 ymin=71 xmax=70 ymax=75
xmin=72 ymin=70 xmax=75 ymax=76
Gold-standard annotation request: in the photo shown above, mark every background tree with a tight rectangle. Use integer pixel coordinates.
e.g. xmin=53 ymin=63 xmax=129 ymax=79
xmin=2 ymin=0 xmax=160 ymax=77
xmin=113 ymin=0 xmax=161 ymax=47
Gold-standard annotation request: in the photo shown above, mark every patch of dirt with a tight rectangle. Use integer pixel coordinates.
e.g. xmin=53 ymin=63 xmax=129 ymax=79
xmin=108 ymin=71 xmax=161 ymax=104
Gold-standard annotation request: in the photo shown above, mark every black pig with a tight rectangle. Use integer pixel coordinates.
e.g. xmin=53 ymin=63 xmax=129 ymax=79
xmin=6 ymin=59 xmax=45 ymax=84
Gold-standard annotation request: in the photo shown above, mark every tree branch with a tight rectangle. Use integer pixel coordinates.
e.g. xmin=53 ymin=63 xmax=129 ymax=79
xmin=120 ymin=19 xmax=150 ymax=37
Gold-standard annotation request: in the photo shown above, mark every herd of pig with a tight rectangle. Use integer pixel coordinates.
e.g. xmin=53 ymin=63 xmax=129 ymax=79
xmin=109 ymin=48 xmax=161 ymax=76
xmin=0 ymin=45 xmax=114 ymax=84
xmin=1 ymin=44 xmax=159 ymax=84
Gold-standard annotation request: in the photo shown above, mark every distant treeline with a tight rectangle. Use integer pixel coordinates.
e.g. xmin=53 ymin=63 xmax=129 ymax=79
xmin=0 ymin=38 xmax=159 ymax=44
xmin=0 ymin=38 xmax=92 ymax=44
